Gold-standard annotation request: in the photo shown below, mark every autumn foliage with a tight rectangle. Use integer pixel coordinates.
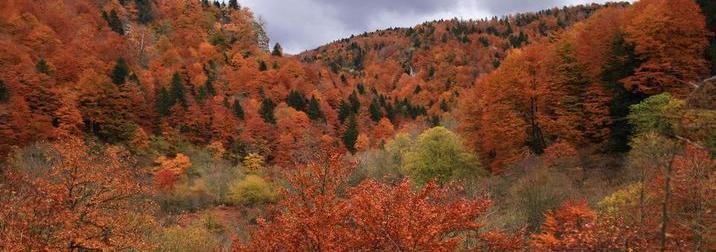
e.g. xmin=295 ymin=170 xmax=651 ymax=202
xmin=0 ymin=0 xmax=714 ymax=250
xmin=0 ymin=138 xmax=155 ymax=250
xmin=238 ymin=148 xmax=491 ymax=251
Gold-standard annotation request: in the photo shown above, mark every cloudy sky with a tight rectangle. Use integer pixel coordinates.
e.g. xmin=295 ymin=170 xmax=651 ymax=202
xmin=239 ymin=0 xmax=622 ymax=54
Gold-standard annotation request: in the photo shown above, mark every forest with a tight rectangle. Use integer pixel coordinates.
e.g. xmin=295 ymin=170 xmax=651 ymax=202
xmin=0 ymin=0 xmax=714 ymax=250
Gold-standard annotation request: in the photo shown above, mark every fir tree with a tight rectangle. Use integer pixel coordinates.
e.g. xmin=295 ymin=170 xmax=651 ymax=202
xmin=272 ymin=43 xmax=283 ymax=57
xmin=135 ymin=0 xmax=154 ymax=24
xmin=0 ymin=80 xmax=8 ymax=103
xmin=229 ymin=0 xmax=240 ymax=9
xmin=369 ymin=99 xmax=383 ymax=122
xmin=440 ymin=100 xmax=449 ymax=112
xmin=258 ymin=60 xmax=268 ymax=71
xmin=338 ymin=100 xmax=352 ymax=123
xmin=260 ymin=98 xmax=276 ymax=124
xmin=111 ymin=58 xmax=130 ymax=85
xmin=348 ymin=91 xmax=360 ymax=113
xmin=342 ymin=115 xmax=359 ymax=153
xmin=155 ymin=86 xmax=171 ymax=116
xmin=306 ymin=96 xmax=324 ymax=121
xmin=103 ymin=9 xmax=124 ymax=35
xmin=35 ymin=59 xmax=49 ymax=74
xmin=286 ymin=90 xmax=306 ymax=111
xmin=356 ymin=83 xmax=365 ymax=94
xmin=233 ymin=100 xmax=245 ymax=119
xmin=169 ymin=73 xmax=187 ymax=109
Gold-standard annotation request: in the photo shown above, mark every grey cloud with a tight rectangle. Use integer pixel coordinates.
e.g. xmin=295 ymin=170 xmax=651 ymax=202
xmin=239 ymin=0 xmax=619 ymax=54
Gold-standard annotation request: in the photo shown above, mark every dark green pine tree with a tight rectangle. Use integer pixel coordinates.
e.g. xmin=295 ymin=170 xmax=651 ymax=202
xmin=135 ymin=0 xmax=154 ymax=24
xmin=356 ymin=83 xmax=365 ymax=94
xmin=440 ymin=100 xmax=449 ymax=112
xmin=260 ymin=98 xmax=276 ymax=124
xmin=196 ymin=86 xmax=208 ymax=102
xmin=342 ymin=115 xmax=359 ymax=153
xmin=272 ymin=43 xmax=283 ymax=57
xmin=0 ymin=80 xmax=8 ymax=103
xmin=111 ymin=58 xmax=130 ymax=85
xmin=384 ymin=102 xmax=396 ymax=121
xmin=286 ymin=90 xmax=306 ymax=111
xmin=603 ymin=34 xmax=645 ymax=153
xmin=258 ymin=60 xmax=268 ymax=71
xmin=306 ymin=96 xmax=324 ymax=121
xmin=369 ymin=99 xmax=383 ymax=122
xmin=154 ymin=86 xmax=171 ymax=116
xmin=348 ymin=91 xmax=360 ymax=113
xmin=338 ymin=100 xmax=352 ymax=123
xmin=103 ymin=10 xmax=125 ymax=35
xmin=169 ymin=73 xmax=188 ymax=109
xmin=232 ymin=100 xmax=245 ymax=119
xmin=201 ymin=0 xmax=210 ymax=7
xmin=229 ymin=0 xmax=240 ymax=9
xmin=35 ymin=59 xmax=50 ymax=74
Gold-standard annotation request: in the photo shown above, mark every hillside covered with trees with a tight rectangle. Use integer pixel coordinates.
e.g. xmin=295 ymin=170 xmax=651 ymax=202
xmin=0 ymin=0 xmax=714 ymax=250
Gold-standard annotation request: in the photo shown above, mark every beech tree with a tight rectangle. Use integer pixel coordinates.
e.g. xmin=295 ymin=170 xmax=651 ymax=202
xmin=622 ymin=0 xmax=710 ymax=97
xmin=240 ymin=148 xmax=493 ymax=251
xmin=0 ymin=138 xmax=156 ymax=250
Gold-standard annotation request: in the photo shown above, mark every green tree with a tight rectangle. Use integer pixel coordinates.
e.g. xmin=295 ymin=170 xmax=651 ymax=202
xmin=103 ymin=9 xmax=124 ymax=35
xmin=338 ymin=100 xmax=352 ymax=123
xmin=232 ymin=100 xmax=244 ymax=119
xmin=272 ymin=43 xmax=283 ymax=57
xmin=343 ymin=115 xmax=359 ymax=153
xmin=134 ymin=0 xmax=154 ymax=24
xmin=603 ymin=33 xmax=645 ymax=152
xmin=35 ymin=59 xmax=49 ymax=74
xmin=155 ymin=86 xmax=171 ymax=117
xmin=369 ymin=98 xmax=383 ymax=122
xmin=0 ymin=80 xmax=8 ymax=103
xmin=402 ymin=127 xmax=483 ymax=185
xmin=169 ymin=73 xmax=187 ymax=109
xmin=286 ymin=90 xmax=306 ymax=111
xmin=229 ymin=0 xmax=239 ymax=9
xmin=306 ymin=96 xmax=324 ymax=121
xmin=258 ymin=60 xmax=268 ymax=71
xmin=111 ymin=58 xmax=130 ymax=85
xmin=259 ymin=98 xmax=276 ymax=124
xmin=628 ymin=93 xmax=684 ymax=136
xmin=348 ymin=91 xmax=361 ymax=113
xmin=226 ymin=175 xmax=276 ymax=206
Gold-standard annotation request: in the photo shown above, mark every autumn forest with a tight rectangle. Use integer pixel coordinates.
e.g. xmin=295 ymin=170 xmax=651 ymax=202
xmin=0 ymin=0 xmax=715 ymax=250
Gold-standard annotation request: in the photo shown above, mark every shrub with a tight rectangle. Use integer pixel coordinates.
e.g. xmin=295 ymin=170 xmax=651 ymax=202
xmin=402 ymin=127 xmax=483 ymax=184
xmin=226 ymin=175 xmax=276 ymax=206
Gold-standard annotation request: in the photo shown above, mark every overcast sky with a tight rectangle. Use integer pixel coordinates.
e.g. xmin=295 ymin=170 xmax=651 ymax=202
xmin=239 ymin=0 xmax=623 ymax=54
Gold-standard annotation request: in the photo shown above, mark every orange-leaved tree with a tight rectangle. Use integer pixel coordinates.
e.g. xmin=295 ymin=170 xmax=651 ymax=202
xmin=0 ymin=138 xmax=156 ymax=251
xmin=239 ymin=148 xmax=493 ymax=251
